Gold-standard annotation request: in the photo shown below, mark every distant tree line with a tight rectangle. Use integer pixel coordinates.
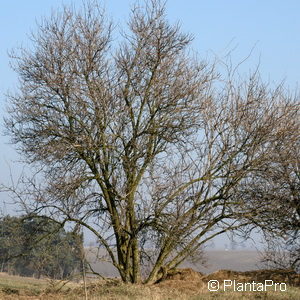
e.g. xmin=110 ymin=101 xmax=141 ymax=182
xmin=0 ymin=215 xmax=83 ymax=279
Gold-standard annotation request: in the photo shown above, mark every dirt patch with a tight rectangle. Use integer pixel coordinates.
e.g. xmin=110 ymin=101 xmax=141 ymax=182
xmin=1 ymin=287 xmax=20 ymax=295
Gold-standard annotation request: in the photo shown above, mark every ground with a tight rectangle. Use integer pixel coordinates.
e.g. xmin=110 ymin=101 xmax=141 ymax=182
xmin=0 ymin=269 xmax=299 ymax=299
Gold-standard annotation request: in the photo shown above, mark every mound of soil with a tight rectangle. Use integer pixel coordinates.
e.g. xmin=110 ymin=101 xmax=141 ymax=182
xmin=202 ymin=270 xmax=246 ymax=282
xmin=159 ymin=268 xmax=300 ymax=287
xmin=155 ymin=268 xmax=205 ymax=294
xmin=202 ymin=269 xmax=300 ymax=286
xmin=243 ymin=269 xmax=300 ymax=286
xmin=163 ymin=268 xmax=204 ymax=281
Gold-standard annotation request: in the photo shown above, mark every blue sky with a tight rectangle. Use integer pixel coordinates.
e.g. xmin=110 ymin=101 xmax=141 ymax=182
xmin=0 ymin=0 xmax=299 ymax=247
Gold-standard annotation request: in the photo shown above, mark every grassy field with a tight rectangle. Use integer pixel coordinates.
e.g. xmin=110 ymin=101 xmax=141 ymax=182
xmin=0 ymin=271 xmax=300 ymax=300
xmin=0 ymin=272 xmax=77 ymax=298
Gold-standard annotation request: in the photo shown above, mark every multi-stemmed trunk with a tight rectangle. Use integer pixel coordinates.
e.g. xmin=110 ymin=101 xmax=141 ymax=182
xmin=114 ymin=229 xmax=141 ymax=283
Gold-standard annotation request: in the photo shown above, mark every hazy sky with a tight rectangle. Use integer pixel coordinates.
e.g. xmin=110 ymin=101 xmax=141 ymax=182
xmin=0 ymin=0 xmax=299 ymax=247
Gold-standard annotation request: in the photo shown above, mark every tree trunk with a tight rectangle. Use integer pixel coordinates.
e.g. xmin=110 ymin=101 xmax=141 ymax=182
xmin=131 ymin=238 xmax=141 ymax=283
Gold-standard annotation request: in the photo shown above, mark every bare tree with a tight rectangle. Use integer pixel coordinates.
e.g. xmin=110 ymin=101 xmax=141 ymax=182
xmin=236 ymin=131 xmax=300 ymax=272
xmin=4 ymin=0 xmax=300 ymax=283
xmin=261 ymin=235 xmax=299 ymax=273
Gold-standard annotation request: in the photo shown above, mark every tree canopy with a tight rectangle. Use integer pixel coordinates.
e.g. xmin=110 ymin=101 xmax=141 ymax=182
xmin=4 ymin=0 xmax=300 ymax=283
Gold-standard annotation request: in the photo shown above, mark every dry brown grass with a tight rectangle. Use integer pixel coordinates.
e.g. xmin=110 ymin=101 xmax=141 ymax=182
xmin=0 ymin=269 xmax=300 ymax=299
